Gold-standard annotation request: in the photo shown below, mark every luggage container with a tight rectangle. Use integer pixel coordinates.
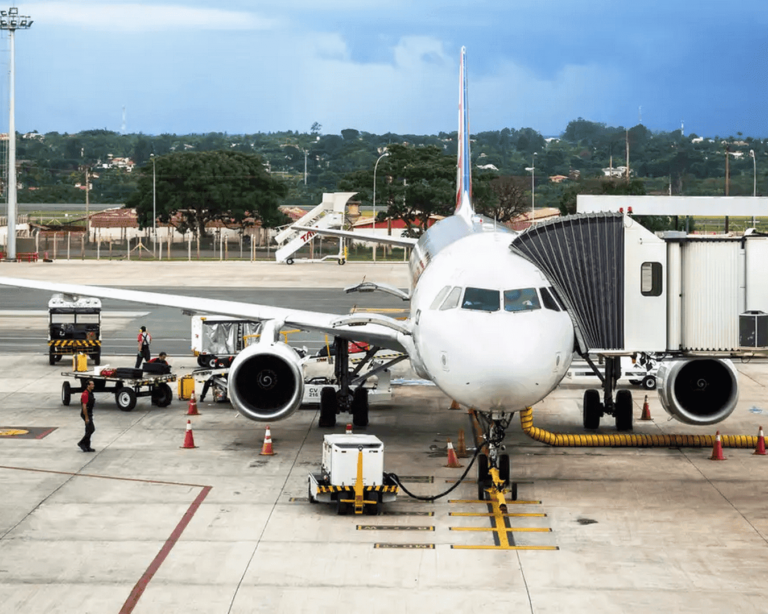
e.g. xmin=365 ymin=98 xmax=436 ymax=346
xmin=191 ymin=316 xmax=261 ymax=368
xmin=178 ymin=374 xmax=195 ymax=400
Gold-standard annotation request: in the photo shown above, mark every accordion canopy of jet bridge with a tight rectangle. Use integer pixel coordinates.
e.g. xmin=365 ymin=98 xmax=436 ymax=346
xmin=509 ymin=213 xmax=667 ymax=355
xmin=511 ymin=211 xmax=768 ymax=355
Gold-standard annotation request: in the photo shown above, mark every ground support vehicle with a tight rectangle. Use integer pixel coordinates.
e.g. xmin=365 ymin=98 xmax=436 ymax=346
xmin=190 ymin=367 xmax=229 ymax=402
xmin=191 ymin=316 xmax=261 ymax=368
xmin=307 ymin=433 xmax=398 ymax=515
xmin=48 ymin=294 xmax=102 ymax=366
xmin=60 ymin=371 xmax=177 ymax=411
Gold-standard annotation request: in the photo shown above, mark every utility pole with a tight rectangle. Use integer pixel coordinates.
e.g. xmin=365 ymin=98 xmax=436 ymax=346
xmin=85 ymin=168 xmax=90 ymax=243
xmin=725 ymin=145 xmax=730 ymax=233
xmin=625 ymin=129 xmax=630 ymax=182
xmin=0 ymin=8 xmax=32 ymax=261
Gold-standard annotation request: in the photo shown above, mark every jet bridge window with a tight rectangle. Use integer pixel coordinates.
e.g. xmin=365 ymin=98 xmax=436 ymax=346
xmin=641 ymin=262 xmax=663 ymax=297
xmin=462 ymin=287 xmax=500 ymax=312
xmin=504 ymin=288 xmax=541 ymax=313
xmin=430 ymin=285 xmax=452 ymax=310
xmin=439 ymin=286 xmax=462 ymax=311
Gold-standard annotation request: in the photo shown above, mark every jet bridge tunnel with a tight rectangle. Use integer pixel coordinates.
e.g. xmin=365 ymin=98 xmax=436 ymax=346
xmin=509 ymin=211 xmax=768 ymax=357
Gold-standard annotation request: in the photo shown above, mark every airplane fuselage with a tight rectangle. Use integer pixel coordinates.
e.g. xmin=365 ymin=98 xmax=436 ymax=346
xmin=407 ymin=218 xmax=575 ymax=412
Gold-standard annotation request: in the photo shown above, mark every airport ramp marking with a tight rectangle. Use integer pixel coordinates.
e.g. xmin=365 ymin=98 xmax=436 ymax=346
xmin=0 ymin=464 xmax=212 ymax=613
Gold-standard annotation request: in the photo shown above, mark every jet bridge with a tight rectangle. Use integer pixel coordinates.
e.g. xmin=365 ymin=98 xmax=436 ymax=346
xmin=274 ymin=192 xmax=357 ymax=264
xmin=510 ymin=212 xmax=768 ymax=431
xmin=510 ymin=212 xmax=768 ymax=356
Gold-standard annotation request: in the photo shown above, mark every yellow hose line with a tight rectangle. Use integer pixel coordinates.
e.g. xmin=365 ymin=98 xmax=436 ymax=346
xmin=518 ymin=408 xmax=759 ymax=449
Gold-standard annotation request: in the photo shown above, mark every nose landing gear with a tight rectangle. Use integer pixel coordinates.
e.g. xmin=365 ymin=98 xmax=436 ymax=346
xmin=474 ymin=411 xmax=517 ymax=504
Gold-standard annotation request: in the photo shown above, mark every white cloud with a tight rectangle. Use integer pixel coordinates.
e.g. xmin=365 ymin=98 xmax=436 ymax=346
xmin=27 ymin=2 xmax=278 ymax=31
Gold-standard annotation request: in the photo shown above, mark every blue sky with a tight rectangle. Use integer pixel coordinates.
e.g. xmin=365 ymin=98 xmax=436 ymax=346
xmin=3 ymin=1 xmax=767 ymax=138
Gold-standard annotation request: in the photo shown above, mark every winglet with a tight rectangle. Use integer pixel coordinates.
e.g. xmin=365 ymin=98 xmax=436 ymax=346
xmin=455 ymin=46 xmax=474 ymax=222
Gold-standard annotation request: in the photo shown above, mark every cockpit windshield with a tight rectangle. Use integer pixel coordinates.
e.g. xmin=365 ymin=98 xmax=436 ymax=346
xmin=462 ymin=287 xmax=500 ymax=312
xmin=504 ymin=288 xmax=541 ymax=312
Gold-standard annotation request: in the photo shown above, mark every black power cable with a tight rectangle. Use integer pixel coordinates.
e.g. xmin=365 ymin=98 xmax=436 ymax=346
xmin=384 ymin=439 xmax=489 ymax=502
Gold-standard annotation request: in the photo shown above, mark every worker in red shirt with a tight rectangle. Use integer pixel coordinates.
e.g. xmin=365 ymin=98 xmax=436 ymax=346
xmin=77 ymin=380 xmax=96 ymax=452
xmin=135 ymin=326 xmax=152 ymax=368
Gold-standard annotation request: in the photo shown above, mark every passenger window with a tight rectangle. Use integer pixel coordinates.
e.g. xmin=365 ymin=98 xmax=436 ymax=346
xmin=504 ymin=288 xmax=541 ymax=312
xmin=461 ymin=287 xmax=500 ymax=312
xmin=439 ymin=286 xmax=462 ymax=310
xmin=430 ymin=286 xmax=452 ymax=310
xmin=540 ymin=287 xmax=561 ymax=312
xmin=641 ymin=262 xmax=663 ymax=297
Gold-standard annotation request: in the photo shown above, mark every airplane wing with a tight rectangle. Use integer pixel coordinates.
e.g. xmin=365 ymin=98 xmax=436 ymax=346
xmin=0 ymin=276 xmax=412 ymax=353
xmin=293 ymin=225 xmax=418 ymax=247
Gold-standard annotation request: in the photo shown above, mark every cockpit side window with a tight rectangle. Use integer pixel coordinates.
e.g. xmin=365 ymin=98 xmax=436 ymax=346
xmin=439 ymin=286 xmax=463 ymax=311
xmin=540 ymin=287 xmax=562 ymax=312
xmin=430 ymin=285 xmax=452 ymax=310
xmin=504 ymin=288 xmax=541 ymax=312
xmin=461 ymin=287 xmax=500 ymax=312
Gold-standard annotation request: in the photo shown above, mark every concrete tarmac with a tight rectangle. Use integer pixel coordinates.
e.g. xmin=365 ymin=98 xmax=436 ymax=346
xmin=1 ymin=260 xmax=768 ymax=613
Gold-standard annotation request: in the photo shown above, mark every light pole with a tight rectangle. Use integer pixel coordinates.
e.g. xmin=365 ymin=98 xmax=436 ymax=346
xmin=372 ymin=151 xmax=389 ymax=262
xmin=151 ymin=154 xmax=156 ymax=255
xmin=524 ymin=152 xmax=537 ymax=224
xmin=0 ymin=7 xmax=32 ymax=261
xmin=750 ymin=149 xmax=757 ymax=227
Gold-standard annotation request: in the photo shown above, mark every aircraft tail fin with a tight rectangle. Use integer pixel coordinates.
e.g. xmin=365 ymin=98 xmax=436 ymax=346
xmin=455 ymin=46 xmax=474 ymax=222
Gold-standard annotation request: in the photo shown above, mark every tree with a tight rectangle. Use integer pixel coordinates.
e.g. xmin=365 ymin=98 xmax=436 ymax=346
xmin=125 ymin=150 xmax=289 ymax=236
xmin=477 ymin=175 xmax=529 ymax=222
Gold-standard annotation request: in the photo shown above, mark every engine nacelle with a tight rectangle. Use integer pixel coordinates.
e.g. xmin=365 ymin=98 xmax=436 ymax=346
xmin=657 ymin=358 xmax=739 ymax=425
xmin=227 ymin=342 xmax=305 ymax=422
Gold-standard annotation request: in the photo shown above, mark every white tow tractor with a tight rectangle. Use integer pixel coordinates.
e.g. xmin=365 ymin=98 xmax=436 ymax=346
xmin=308 ymin=433 xmax=398 ymax=515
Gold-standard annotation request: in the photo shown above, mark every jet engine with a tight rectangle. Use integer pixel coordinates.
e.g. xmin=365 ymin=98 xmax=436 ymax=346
xmin=227 ymin=342 xmax=305 ymax=422
xmin=657 ymin=358 xmax=739 ymax=425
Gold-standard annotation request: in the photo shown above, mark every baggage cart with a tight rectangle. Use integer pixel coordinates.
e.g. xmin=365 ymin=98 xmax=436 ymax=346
xmin=60 ymin=370 xmax=177 ymax=411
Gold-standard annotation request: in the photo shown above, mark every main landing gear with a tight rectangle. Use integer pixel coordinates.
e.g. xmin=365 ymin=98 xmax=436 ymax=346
xmin=474 ymin=411 xmax=517 ymax=503
xmin=582 ymin=355 xmax=634 ymax=431
xmin=318 ymin=336 xmax=405 ymax=429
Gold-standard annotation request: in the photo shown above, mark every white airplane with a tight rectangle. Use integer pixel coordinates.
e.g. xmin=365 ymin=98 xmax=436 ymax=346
xmin=0 ymin=48 xmax=738 ymax=495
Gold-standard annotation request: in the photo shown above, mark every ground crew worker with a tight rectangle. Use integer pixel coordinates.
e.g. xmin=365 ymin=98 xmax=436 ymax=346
xmin=78 ymin=380 xmax=96 ymax=453
xmin=135 ymin=326 xmax=152 ymax=368
xmin=148 ymin=352 xmax=168 ymax=364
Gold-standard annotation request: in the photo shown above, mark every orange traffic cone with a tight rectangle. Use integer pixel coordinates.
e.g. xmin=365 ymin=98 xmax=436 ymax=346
xmin=180 ymin=420 xmax=197 ymax=449
xmin=345 ymin=424 xmax=353 ymax=434
xmin=710 ymin=431 xmax=726 ymax=461
xmin=445 ymin=439 xmax=463 ymax=468
xmin=754 ymin=426 xmax=766 ymax=455
xmin=456 ymin=428 xmax=468 ymax=458
xmin=260 ymin=426 xmax=276 ymax=456
xmin=639 ymin=395 xmax=652 ymax=421
xmin=186 ymin=391 xmax=200 ymax=416
xmin=449 ymin=399 xmax=461 ymax=410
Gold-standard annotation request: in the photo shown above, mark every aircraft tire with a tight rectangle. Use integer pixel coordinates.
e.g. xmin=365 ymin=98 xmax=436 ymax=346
xmin=319 ymin=387 xmax=337 ymax=427
xmin=352 ymin=387 xmax=369 ymax=427
xmin=615 ymin=389 xmax=634 ymax=431
xmin=477 ymin=454 xmax=489 ymax=500
xmin=583 ymin=389 xmax=601 ymax=430
xmin=499 ymin=453 xmax=510 ymax=485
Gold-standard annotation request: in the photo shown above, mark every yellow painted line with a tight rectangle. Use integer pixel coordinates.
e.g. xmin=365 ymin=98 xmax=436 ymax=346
xmin=452 ymin=545 xmax=559 ymax=551
xmin=450 ymin=527 xmax=552 ymax=533
xmin=449 ymin=499 xmax=541 ymax=505
xmin=357 ymin=525 xmax=434 ymax=531
xmin=449 ymin=512 xmax=546 ymax=518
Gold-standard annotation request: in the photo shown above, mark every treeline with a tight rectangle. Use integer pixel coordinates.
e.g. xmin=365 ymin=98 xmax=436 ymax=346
xmin=13 ymin=119 xmax=767 ymax=211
